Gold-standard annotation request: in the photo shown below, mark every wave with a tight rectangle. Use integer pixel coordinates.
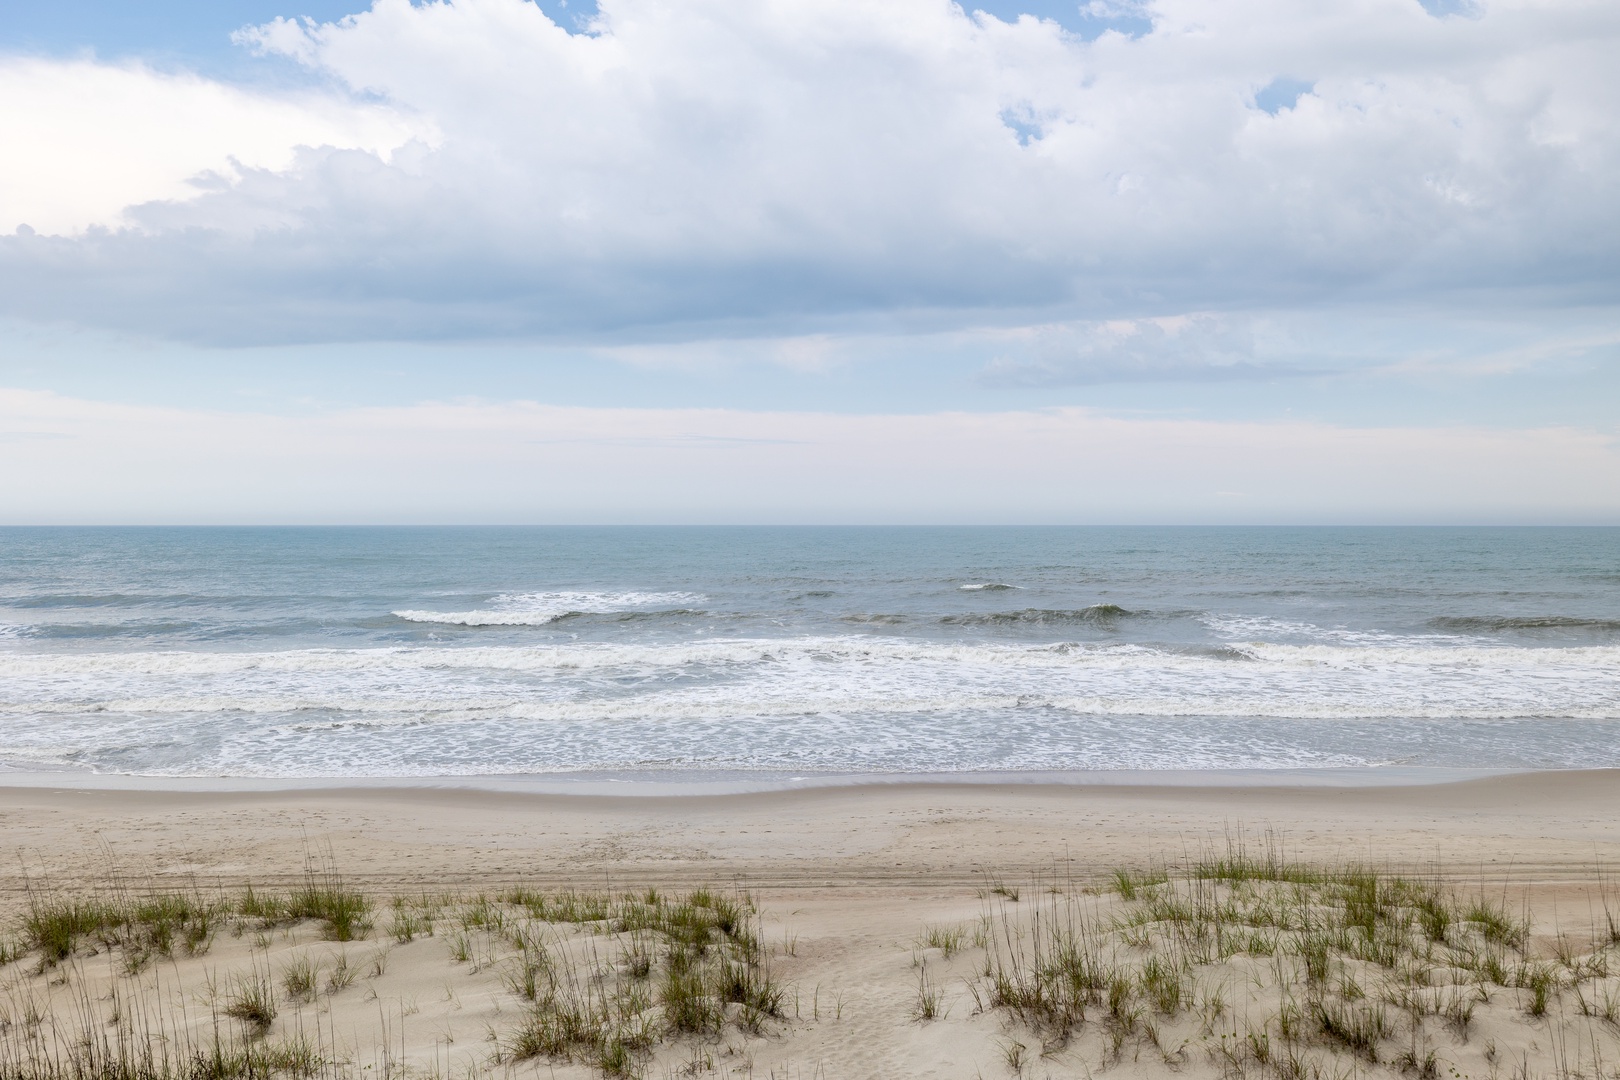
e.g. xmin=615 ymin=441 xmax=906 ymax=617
xmin=8 ymin=689 xmax=1618 ymax=723
xmin=13 ymin=593 xmax=181 ymax=610
xmin=4 ymin=637 xmax=1620 ymax=680
xmin=0 ymin=637 xmax=1149 ymax=679
xmin=392 ymin=590 xmax=706 ymax=626
xmin=555 ymin=608 xmax=707 ymax=624
xmin=1199 ymin=613 xmax=1472 ymax=647
xmin=942 ymin=604 xmax=1135 ymax=626
xmin=1428 ymin=615 xmax=1620 ymax=633
xmin=25 ymin=621 xmax=206 ymax=640
xmin=959 ymin=583 xmax=1021 ymax=591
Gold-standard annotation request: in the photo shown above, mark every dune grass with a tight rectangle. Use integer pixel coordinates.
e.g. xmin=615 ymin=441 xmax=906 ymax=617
xmin=1 ymin=875 xmax=786 ymax=1080
xmin=19 ymin=860 xmax=369 ymax=976
xmin=959 ymin=842 xmax=1620 ymax=1078
xmin=6 ymin=843 xmax=1618 ymax=1080
xmin=492 ymin=886 xmax=784 ymax=1075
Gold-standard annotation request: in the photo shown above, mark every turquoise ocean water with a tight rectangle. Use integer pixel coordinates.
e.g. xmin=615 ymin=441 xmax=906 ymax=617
xmin=0 ymin=527 xmax=1616 ymax=779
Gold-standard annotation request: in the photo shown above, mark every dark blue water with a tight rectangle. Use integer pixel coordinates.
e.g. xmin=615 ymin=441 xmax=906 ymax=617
xmin=0 ymin=527 xmax=1616 ymax=777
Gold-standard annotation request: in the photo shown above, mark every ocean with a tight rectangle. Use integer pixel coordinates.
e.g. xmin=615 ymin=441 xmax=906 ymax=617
xmin=0 ymin=526 xmax=1616 ymax=781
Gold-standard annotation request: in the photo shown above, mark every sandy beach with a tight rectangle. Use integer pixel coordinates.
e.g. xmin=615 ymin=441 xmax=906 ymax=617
xmin=3 ymin=771 xmax=1618 ymax=1079
xmin=4 ymin=770 xmax=1619 ymax=891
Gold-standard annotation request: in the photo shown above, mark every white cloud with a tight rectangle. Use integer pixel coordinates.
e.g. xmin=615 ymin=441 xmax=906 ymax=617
xmin=0 ymin=58 xmax=427 ymax=236
xmin=2 ymin=388 xmax=1615 ymax=523
xmin=0 ymin=0 xmax=1616 ymax=343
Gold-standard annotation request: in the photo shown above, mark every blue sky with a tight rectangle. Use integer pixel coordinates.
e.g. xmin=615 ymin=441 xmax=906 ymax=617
xmin=0 ymin=0 xmax=1148 ymax=61
xmin=1 ymin=0 xmax=1617 ymax=523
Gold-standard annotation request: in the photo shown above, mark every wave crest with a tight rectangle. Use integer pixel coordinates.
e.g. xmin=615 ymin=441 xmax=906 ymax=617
xmin=392 ymin=590 xmax=706 ymax=627
xmin=942 ymin=604 xmax=1135 ymax=626
xmin=1428 ymin=615 xmax=1620 ymax=633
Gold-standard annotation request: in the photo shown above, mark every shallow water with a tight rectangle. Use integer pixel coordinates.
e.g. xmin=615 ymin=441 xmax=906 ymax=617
xmin=0 ymin=526 xmax=1616 ymax=777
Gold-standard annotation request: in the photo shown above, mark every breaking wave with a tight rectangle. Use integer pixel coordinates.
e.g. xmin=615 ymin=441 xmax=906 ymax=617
xmin=1 ymin=633 xmax=1618 ymax=776
xmin=393 ymin=591 xmax=706 ymax=626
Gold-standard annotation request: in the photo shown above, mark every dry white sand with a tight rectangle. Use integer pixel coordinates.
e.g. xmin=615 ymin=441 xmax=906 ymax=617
xmin=2 ymin=771 xmax=1618 ymax=1079
xmin=5 ymin=769 xmax=1619 ymax=889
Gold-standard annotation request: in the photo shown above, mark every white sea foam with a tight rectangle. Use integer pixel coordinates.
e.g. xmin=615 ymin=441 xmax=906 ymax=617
xmin=1 ymin=639 xmax=1616 ymax=731
xmin=959 ymin=583 xmax=1021 ymax=591
xmin=5 ymin=616 xmax=1618 ymax=778
xmin=1197 ymin=612 xmax=1475 ymax=648
xmin=0 ymin=637 xmax=1615 ymax=678
xmin=392 ymin=590 xmax=706 ymax=626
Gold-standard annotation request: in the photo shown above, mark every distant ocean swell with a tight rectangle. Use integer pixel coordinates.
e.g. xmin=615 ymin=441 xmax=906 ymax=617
xmin=12 ymin=596 xmax=1618 ymax=642
xmin=1427 ymin=615 xmax=1620 ymax=634
xmin=391 ymin=599 xmax=1143 ymax=629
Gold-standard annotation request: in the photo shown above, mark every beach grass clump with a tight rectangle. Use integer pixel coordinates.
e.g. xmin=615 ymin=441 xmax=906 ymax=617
xmin=387 ymin=902 xmax=432 ymax=944
xmin=1112 ymin=866 xmax=1170 ymax=901
xmin=920 ymin=923 xmax=965 ymax=957
xmin=1463 ymin=895 xmax=1530 ymax=951
xmin=223 ymin=969 xmax=278 ymax=1036
xmin=1513 ymin=960 xmax=1560 ymax=1016
xmin=234 ymin=871 xmax=371 ymax=943
xmin=22 ymin=896 xmax=119 ymax=965
xmin=278 ymin=954 xmax=318 ymax=1003
xmin=277 ymin=869 xmax=372 ymax=942
xmin=1314 ymin=997 xmax=1387 ymax=1060
xmin=501 ymin=887 xmax=615 ymax=925
xmin=912 ymin=962 xmax=944 ymax=1022
xmin=1192 ymin=832 xmax=1324 ymax=886
xmin=490 ymin=886 xmax=782 ymax=1077
xmin=659 ymin=954 xmax=723 ymax=1035
xmin=283 ymin=885 xmax=369 ymax=942
xmin=22 ymin=887 xmax=226 ymax=970
xmin=970 ymin=843 xmax=1620 ymax=1073
xmin=1139 ymin=953 xmax=1188 ymax=1015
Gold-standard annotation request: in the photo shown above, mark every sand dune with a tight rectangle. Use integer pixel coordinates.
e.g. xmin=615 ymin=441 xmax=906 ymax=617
xmin=2 ymin=772 xmax=1618 ymax=1079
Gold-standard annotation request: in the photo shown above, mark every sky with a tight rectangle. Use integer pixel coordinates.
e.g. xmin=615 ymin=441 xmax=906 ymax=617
xmin=1 ymin=0 xmax=1617 ymax=523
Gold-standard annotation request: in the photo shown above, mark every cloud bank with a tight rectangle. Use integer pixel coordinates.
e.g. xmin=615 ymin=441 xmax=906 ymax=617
xmin=3 ymin=388 xmax=1616 ymax=523
xmin=1 ymin=0 xmax=1616 ymax=345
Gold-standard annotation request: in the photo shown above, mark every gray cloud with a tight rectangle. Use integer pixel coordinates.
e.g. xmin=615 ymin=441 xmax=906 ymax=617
xmin=0 ymin=0 xmax=1616 ymax=347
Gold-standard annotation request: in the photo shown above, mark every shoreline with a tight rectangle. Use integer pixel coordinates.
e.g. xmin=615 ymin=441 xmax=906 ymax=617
xmin=0 ymin=764 xmax=1530 ymax=796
